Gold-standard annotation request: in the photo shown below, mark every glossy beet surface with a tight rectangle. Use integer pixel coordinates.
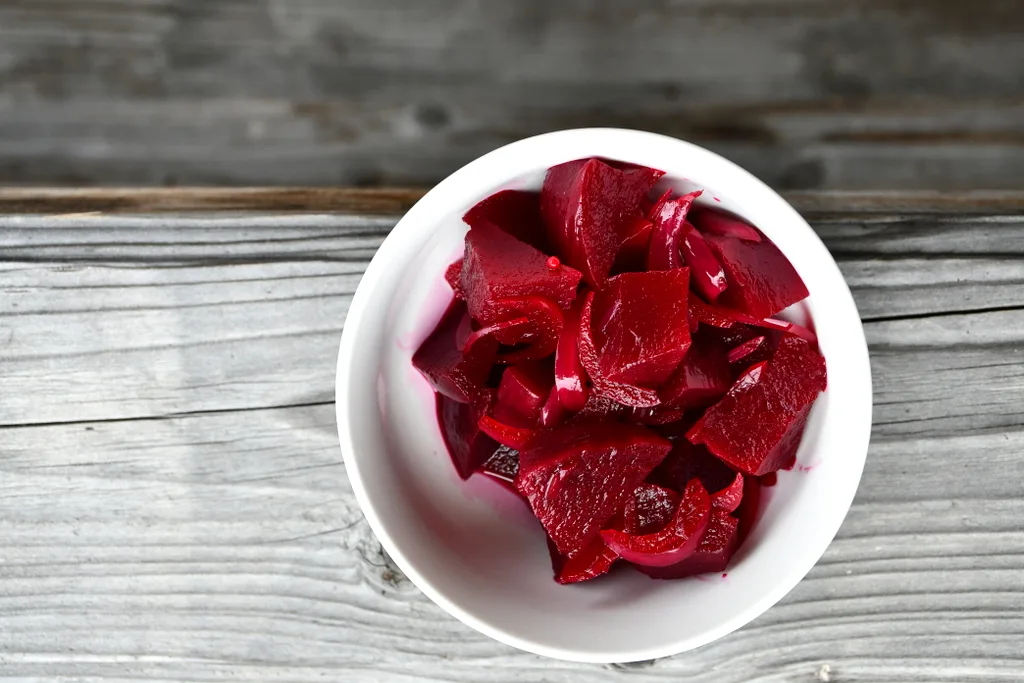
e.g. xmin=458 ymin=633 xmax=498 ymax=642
xmin=414 ymin=156 xmax=828 ymax=586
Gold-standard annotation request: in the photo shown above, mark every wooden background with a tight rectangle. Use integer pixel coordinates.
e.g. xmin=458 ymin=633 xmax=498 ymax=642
xmin=0 ymin=0 xmax=1022 ymax=189
xmin=2 ymin=190 xmax=1024 ymax=681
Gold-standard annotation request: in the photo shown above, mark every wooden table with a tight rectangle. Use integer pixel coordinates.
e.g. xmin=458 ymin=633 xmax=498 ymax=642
xmin=2 ymin=189 xmax=1023 ymax=682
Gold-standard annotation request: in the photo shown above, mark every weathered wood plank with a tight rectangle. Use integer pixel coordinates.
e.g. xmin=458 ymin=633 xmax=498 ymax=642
xmin=0 ymin=0 xmax=1022 ymax=189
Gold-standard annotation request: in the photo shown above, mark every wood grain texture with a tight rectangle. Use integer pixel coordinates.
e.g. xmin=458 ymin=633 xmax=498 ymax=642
xmin=1 ymin=194 xmax=1023 ymax=681
xmin=0 ymin=0 xmax=1023 ymax=190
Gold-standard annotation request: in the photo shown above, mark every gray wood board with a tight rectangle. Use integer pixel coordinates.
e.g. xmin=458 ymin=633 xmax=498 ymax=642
xmin=1 ymin=198 xmax=1024 ymax=681
xmin=1 ymin=0 xmax=1023 ymax=190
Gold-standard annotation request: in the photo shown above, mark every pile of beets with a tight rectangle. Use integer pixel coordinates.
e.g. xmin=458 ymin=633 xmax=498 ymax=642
xmin=414 ymin=157 xmax=827 ymax=584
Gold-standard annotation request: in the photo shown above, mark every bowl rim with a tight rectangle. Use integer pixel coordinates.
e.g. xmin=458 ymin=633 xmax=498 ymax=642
xmin=337 ymin=127 xmax=872 ymax=662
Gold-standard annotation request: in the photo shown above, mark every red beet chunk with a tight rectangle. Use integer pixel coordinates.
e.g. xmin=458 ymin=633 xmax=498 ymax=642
xmin=495 ymin=361 xmax=554 ymax=425
xmin=601 ymin=479 xmax=711 ymax=568
xmin=657 ymin=331 xmax=732 ymax=410
xmin=712 ymin=473 xmax=744 ymax=513
xmin=547 ymin=535 xmax=619 ymax=585
xmin=623 ymin=484 xmax=681 ymax=535
xmin=463 ymin=189 xmax=549 ymax=252
xmin=541 ymin=158 xmax=664 ymax=287
xmin=515 ymin=424 xmax=671 ymax=555
xmin=690 ymin=207 xmax=762 ymax=243
xmin=413 ymin=300 xmax=495 ymax=404
xmin=688 ymin=337 xmax=826 ymax=476
xmin=636 ymin=510 xmax=739 ymax=579
xmin=554 ymin=296 xmax=589 ymax=411
xmin=478 ymin=414 xmax=536 ymax=450
xmin=437 ymin=392 xmax=499 ymax=479
xmin=461 ymin=220 xmax=582 ymax=325
xmin=591 ymin=270 xmax=692 ymax=388
xmin=615 ymin=214 xmax=656 ymax=272
xmin=648 ymin=439 xmax=738 ymax=495
xmin=567 ymin=393 xmax=630 ymax=426
xmin=444 ymin=259 xmax=465 ymax=299
xmin=540 ymin=384 xmax=569 ymax=428
xmin=701 ymin=224 xmax=808 ymax=319
xmin=490 ymin=296 xmax=565 ymax=363
xmin=577 ymin=292 xmax=661 ymax=407
xmin=691 ymin=299 xmax=818 ymax=348
xmin=645 ymin=190 xmax=703 ymax=272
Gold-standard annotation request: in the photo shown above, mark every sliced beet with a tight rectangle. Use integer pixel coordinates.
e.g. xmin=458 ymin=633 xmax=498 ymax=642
xmin=541 ymin=158 xmax=664 ymax=287
xmin=463 ymin=189 xmax=549 ymax=252
xmin=494 ymin=361 xmax=554 ymax=425
xmin=547 ymin=535 xmax=619 ymax=585
xmin=577 ymin=291 xmax=661 ymax=407
xmin=615 ymin=213 xmax=656 ymax=272
xmin=657 ymin=331 xmax=732 ymax=410
xmin=591 ymin=270 xmax=692 ymax=388
xmin=690 ymin=299 xmax=818 ymax=347
xmin=540 ymin=384 xmax=568 ymax=428
xmin=444 ymin=259 xmax=465 ymax=299
xmin=712 ymin=473 xmax=744 ymax=513
xmin=636 ymin=509 xmax=739 ymax=579
xmin=679 ymin=223 xmax=728 ymax=303
xmin=702 ymin=227 xmax=808 ymax=319
xmin=687 ymin=337 xmax=826 ymax=476
xmin=623 ymin=484 xmax=681 ymax=535
xmin=413 ymin=299 xmax=495 ymax=404
xmin=480 ymin=444 xmax=520 ymax=484
xmin=601 ymin=479 xmax=711 ymax=568
xmin=491 ymin=296 xmax=565 ymax=363
xmin=648 ymin=439 xmax=738 ymax=495
xmin=554 ymin=295 xmax=589 ymax=411
xmin=690 ymin=207 xmax=762 ymax=243
xmin=437 ymin=392 xmax=499 ymax=479
xmin=478 ymin=414 xmax=536 ymax=450
xmin=463 ymin=316 xmax=530 ymax=358
xmin=728 ymin=334 xmax=770 ymax=365
xmin=461 ymin=220 xmax=582 ymax=326
xmin=645 ymin=190 xmax=702 ymax=272
xmin=515 ymin=423 xmax=671 ymax=555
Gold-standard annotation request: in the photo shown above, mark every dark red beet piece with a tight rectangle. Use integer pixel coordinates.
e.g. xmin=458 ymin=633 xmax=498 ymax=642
xmin=494 ymin=361 xmax=554 ymax=425
xmin=444 ymin=259 xmax=465 ymax=299
xmin=577 ymin=292 xmax=661 ymax=408
xmin=657 ymin=331 xmax=732 ymax=410
xmin=540 ymin=384 xmax=568 ymax=428
xmin=547 ymin=535 xmax=619 ymax=585
xmin=690 ymin=208 xmax=762 ymax=243
xmin=679 ymin=223 xmax=728 ymax=303
xmin=688 ymin=337 xmax=826 ymax=476
xmin=567 ymin=392 xmax=630 ymax=426
xmin=645 ymin=190 xmax=702 ymax=272
xmin=615 ymin=214 xmax=656 ymax=272
xmin=591 ymin=270 xmax=692 ymax=388
xmin=648 ymin=439 xmax=738 ymax=496
xmin=702 ymin=227 xmax=808 ymax=319
xmin=491 ymin=296 xmax=565 ymax=363
xmin=480 ymin=445 xmax=520 ymax=484
xmin=463 ymin=189 xmax=549 ymax=252
xmin=461 ymin=220 xmax=582 ymax=326
xmin=541 ymin=158 xmax=664 ymax=287
xmin=413 ymin=299 xmax=495 ymax=404
xmin=437 ymin=392 xmax=499 ymax=479
xmin=636 ymin=509 xmax=739 ymax=579
xmin=728 ymin=335 xmax=769 ymax=365
xmin=515 ymin=423 xmax=671 ymax=555
xmin=601 ymin=479 xmax=711 ymax=567
xmin=623 ymin=484 xmax=681 ymax=535
xmin=463 ymin=316 xmax=529 ymax=356
xmin=690 ymin=299 xmax=818 ymax=348
xmin=554 ymin=296 xmax=589 ymax=411
xmin=712 ymin=473 xmax=744 ymax=513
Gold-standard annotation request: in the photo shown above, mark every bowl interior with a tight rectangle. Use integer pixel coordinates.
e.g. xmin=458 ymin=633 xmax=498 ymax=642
xmin=338 ymin=130 xmax=871 ymax=662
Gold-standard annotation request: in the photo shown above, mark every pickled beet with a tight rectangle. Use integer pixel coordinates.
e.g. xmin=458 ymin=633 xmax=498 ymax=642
xmin=494 ymin=361 xmax=553 ymax=425
xmin=690 ymin=207 xmax=762 ymax=243
xmin=463 ymin=189 xmax=549 ymax=252
xmin=541 ymin=158 xmax=664 ymax=286
xmin=646 ymin=190 xmax=702 ymax=272
xmin=437 ymin=392 xmax=499 ymax=479
xmin=623 ymin=484 xmax=681 ymax=535
xmin=637 ymin=509 xmax=739 ymax=579
xmin=688 ymin=337 xmax=826 ymax=476
xmin=413 ymin=299 xmax=495 ymax=404
xmin=548 ymin=535 xmax=619 ymax=585
xmin=516 ymin=424 xmax=671 ymax=555
xmin=554 ymin=296 xmax=589 ymax=411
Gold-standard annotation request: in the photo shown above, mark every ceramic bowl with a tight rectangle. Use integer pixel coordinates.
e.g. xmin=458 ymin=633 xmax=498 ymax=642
xmin=336 ymin=128 xmax=872 ymax=663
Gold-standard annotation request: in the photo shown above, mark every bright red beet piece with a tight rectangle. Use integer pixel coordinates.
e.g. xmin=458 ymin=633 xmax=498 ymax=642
xmin=444 ymin=259 xmax=465 ymax=299
xmin=690 ymin=207 xmax=762 ymax=243
xmin=541 ymin=158 xmax=664 ymax=287
xmin=645 ymin=190 xmax=702 ymax=272
xmin=712 ymin=473 xmax=744 ymax=513
xmin=577 ymin=292 xmax=661 ymax=407
xmin=636 ymin=509 xmax=739 ymax=579
xmin=515 ymin=423 xmax=671 ymax=555
xmin=601 ymin=479 xmax=711 ymax=568
xmin=413 ymin=300 xmax=495 ymax=404
xmin=679 ymin=223 xmax=728 ymax=303
xmin=623 ymin=484 xmax=681 ymax=535
xmin=437 ymin=392 xmax=499 ymax=479
xmin=478 ymin=414 xmax=536 ymax=450
xmin=461 ymin=220 xmax=582 ymax=326
xmin=691 ymin=299 xmax=818 ymax=348
xmin=701 ymin=226 xmax=808 ymax=319
xmin=494 ymin=361 xmax=554 ymax=425
xmin=540 ymin=384 xmax=568 ymax=428
xmin=591 ymin=270 xmax=692 ymax=388
xmin=463 ymin=189 xmax=549 ymax=252
xmin=547 ymin=535 xmax=619 ymax=585
xmin=688 ymin=337 xmax=826 ymax=476
xmin=554 ymin=296 xmax=589 ymax=411
xmin=491 ymin=296 xmax=565 ymax=363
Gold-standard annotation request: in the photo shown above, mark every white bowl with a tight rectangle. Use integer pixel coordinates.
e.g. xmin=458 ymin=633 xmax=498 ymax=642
xmin=336 ymin=128 xmax=872 ymax=663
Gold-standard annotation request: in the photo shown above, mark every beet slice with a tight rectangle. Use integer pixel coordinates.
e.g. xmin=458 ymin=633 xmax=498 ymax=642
xmin=657 ymin=331 xmax=732 ymax=409
xmin=615 ymin=213 xmax=656 ymax=272
xmin=444 ymin=259 xmax=465 ymax=299
xmin=437 ymin=392 xmax=499 ymax=479
xmin=687 ymin=337 xmax=826 ymax=476
xmin=547 ymin=535 xmax=619 ymax=585
xmin=601 ymin=479 xmax=711 ymax=568
xmin=461 ymin=220 xmax=582 ymax=326
xmin=478 ymin=414 xmax=536 ymax=450
xmin=690 ymin=299 xmax=818 ymax=347
xmin=712 ymin=473 xmax=744 ymax=513
xmin=494 ymin=361 xmax=554 ymax=425
xmin=591 ymin=270 xmax=692 ymax=388
xmin=491 ymin=296 xmax=565 ymax=363
xmin=554 ymin=295 xmax=589 ymax=411
xmin=463 ymin=189 xmax=549 ymax=252
xmin=645 ymin=190 xmax=702 ymax=272
xmin=679 ymin=223 xmax=728 ymax=303
xmin=623 ymin=484 xmax=681 ymax=535
xmin=515 ymin=423 xmax=671 ymax=555
xmin=701 ymin=225 xmax=808 ymax=319
xmin=413 ymin=300 xmax=495 ymax=404
xmin=577 ymin=292 xmax=661 ymax=408
xmin=540 ymin=384 xmax=568 ymax=428
xmin=690 ymin=207 xmax=762 ymax=243
xmin=636 ymin=509 xmax=739 ymax=579
xmin=541 ymin=158 xmax=664 ymax=287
